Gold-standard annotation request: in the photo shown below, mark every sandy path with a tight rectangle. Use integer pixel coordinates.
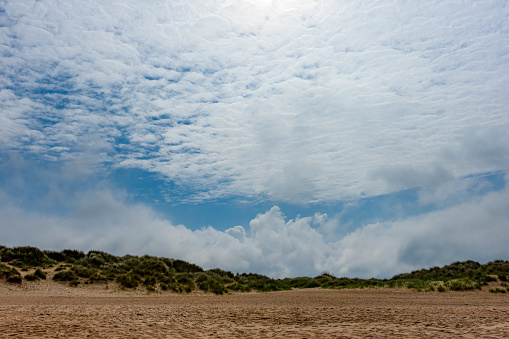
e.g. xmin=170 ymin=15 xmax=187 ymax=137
xmin=1 ymin=285 xmax=508 ymax=338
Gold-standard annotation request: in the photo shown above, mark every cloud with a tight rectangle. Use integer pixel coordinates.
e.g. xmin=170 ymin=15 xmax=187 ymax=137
xmin=416 ymin=173 xmax=498 ymax=207
xmin=369 ymin=163 xmax=453 ymax=190
xmin=225 ymin=225 xmax=246 ymax=242
xmin=1 ymin=0 xmax=508 ymax=203
xmin=332 ymin=176 xmax=509 ymax=278
xmin=1 ymin=172 xmax=507 ymax=279
xmin=1 ymin=0 xmax=509 ymax=279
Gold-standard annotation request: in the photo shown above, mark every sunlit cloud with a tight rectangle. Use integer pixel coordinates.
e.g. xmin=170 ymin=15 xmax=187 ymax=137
xmin=1 ymin=0 xmax=507 ymax=202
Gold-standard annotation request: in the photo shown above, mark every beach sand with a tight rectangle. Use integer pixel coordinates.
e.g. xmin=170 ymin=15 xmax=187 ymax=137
xmin=1 ymin=280 xmax=508 ymax=338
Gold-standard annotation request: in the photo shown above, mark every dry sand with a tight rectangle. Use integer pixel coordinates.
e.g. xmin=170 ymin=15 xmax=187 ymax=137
xmin=1 ymin=280 xmax=509 ymax=338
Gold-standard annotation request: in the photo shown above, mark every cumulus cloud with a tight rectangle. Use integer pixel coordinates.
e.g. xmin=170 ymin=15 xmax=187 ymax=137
xmin=1 ymin=0 xmax=508 ymax=203
xmin=1 ymin=174 xmax=508 ymax=279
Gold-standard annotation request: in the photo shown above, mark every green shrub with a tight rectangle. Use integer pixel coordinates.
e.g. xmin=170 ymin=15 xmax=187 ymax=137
xmin=175 ymin=273 xmax=195 ymax=292
xmin=392 ymin=260 xmax=478 ymax=281
xmin=3 ymin=267 xmax=22 ymax=283
xmin=176 ymin=272 xmax=194 ymax=284
xmin=234 ymin=273 xmax=286 ymax=291
xmin=0 ymin=248 xmax=13 ymax=262
xmin=303 ymin=279 xmax=321 ymax=288
xmin=142 ymin=274 xmax=157 ymax=292
xmin=71 ymin=265 xmax=97 ymax=278
xmin=445 ymin=279 xmax=481 ymax=291
xmin=86 ymin=272 xmax=109 ymax=284
xmin=75 ymin=250 xmax=119 ymax=269
xmin=61 ymin=249 xmax=86 ymax=263
xmin=0 ymin=246 xmax=55 ymax=268
xmin=258 ymin=283 xmax=283 ymax=292
xmin=1 ymin=264 xmax=16 ymax=277
xmin=490 ymin=288 xmax=507 ymax=293
xmin=24 ymin=273 xmax=39 ymax=281
xmin=196 ymin=273 xmax=228 ymax=294
xmin=484 ymin=260 xmax=509 ymax=277
xmin=116 ymin=273 xmax=141 ymax=289
xmin=172 ymin=259 xmax=204 ymax=273
xmin=485 ymin=275 xmax=497 ymax=282
xmin=210 ymin=282 xmax=227 ymax=294
xmin=207 ymin=268 xmax=234 ymax=278
xmin=314 ymin=273 xmax=335 ymax=285
xmin=133 ymin=257 xmax=169 ymax=276
xmin=53 ymin=270 xmax=78 ymax=282
xmin=195 ymin=272 xmax=208 ymax=283
xmin=287 ymin=277 xmax=316 ymax=288
xmin=43 ymin=250 xmax=66 ymax=262
xmin=117 ymin=256 xmax=142 ymax=271
xmin=383 ymin=280 xmax=404 ymax=288
xmin=87 ymin=250 xmax=119 ymax=264
xmin=7 ymin=274 xmax=22 ymax=283
xmin=169 ymin=283 xmax=183 ymax=293
xmin=24 ymin=268 xmax=46 ymax=281
xmin=228 ymin=283 xmax=252 ymax=292
xmin=143 ymin=275 xmax=156 ymax=287
xmin=158 ymin=274 xmax=176 ymax=285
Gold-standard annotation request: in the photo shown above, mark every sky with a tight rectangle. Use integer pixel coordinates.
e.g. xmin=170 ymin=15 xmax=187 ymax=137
xmin=1 ymin=0 xmax=509 ymax=279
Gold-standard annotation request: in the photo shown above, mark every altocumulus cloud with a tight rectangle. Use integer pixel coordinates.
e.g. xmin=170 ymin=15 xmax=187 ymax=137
xmin=1 ymin=0 xmax=509 ymax=278
xmin=1 ymin=0 xmax=508 ymax=202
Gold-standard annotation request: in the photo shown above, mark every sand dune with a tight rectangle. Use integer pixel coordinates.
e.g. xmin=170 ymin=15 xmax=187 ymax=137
xmin=1 ymin=281 xmax=509 ymax=338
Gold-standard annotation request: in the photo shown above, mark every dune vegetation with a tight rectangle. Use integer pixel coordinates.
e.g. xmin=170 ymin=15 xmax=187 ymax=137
xmin=1 ymin=245 xmax=509 ymax=294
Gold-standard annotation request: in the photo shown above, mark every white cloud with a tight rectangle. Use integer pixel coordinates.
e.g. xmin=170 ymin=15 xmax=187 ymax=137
xmin=225 ymin=225 xmax=246 ymax=242
xmin=370 ymin=163 xmax=454 ymax=190
xmin=417 ymin=174 xmax=495 ymax=207
xmin=1 ymin=175 xmax=508 ymax=279
xmin=1 ymin=0 xmax=508 ymax=203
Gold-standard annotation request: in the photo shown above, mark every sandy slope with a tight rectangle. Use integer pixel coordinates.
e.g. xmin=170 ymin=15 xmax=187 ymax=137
xmin=1 ymin=281 xmax=509 ymax=338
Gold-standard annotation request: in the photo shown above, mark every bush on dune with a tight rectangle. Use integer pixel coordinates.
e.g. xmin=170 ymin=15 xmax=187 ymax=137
xmin=53 ymin=269 xmax=79 ymax=287
xmin=116 ymin=272 xmax=142 ymax=289
xmin=24 ymin=268 xmax=47 ymax=281
xmin=0 ymin=263 xmax=22 ymax=284
xmin=3 ymin=244 xmax=509 ymax=293
xmin=71 ymin=265 xmax=98 ymax=278
xmin=196 ymin=272 xmax=228 ymax=295
xmin=171 ymin=259 xmax=204 ymax=273
xmin=0 ymin=246 xmax=56 ymax=268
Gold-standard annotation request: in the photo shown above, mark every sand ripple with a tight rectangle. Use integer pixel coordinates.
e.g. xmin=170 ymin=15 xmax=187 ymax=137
xmin=1 ymin=287 xmax=508 ymax=338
